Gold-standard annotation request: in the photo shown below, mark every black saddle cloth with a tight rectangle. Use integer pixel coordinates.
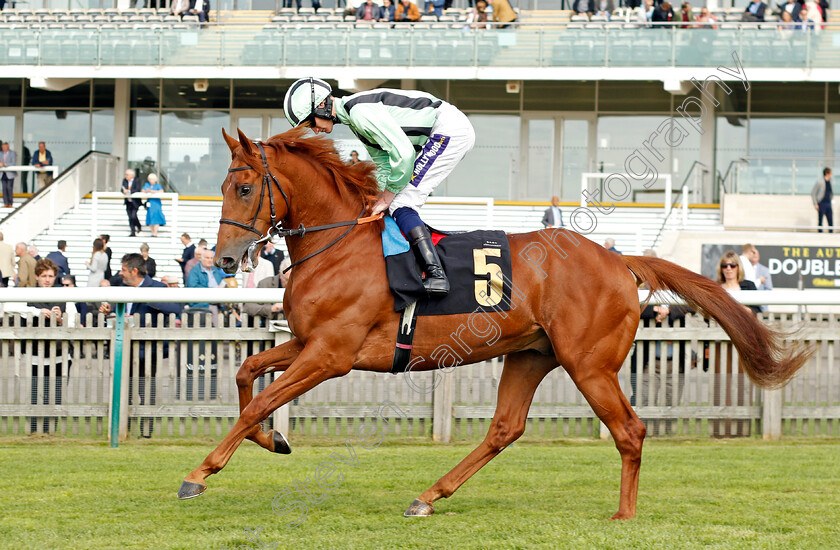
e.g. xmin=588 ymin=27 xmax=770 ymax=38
xmin=385 ymin=227 xmax=514 ymax=316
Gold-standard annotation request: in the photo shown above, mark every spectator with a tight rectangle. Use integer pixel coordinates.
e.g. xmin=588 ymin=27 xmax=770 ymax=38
xmin=287 ymin=0 xmax=321 ymax=12
xmin=99 ymin=234 xmax=113 ymax=280
xmin=244 ymin=247 xmax=275 ymax=289
xmin=424 ymin=0 xmax=444 ymax=18
xmin=344 ymin=0 xmax=365 ymax=17
xmin=140 ymin=243 xmax=157 ymax=279
xmin=604 ymin=238 xmax=621 ymax=255
xmin=676 ymin=1 xmax=694 ymax=27
xmin=242 ymin=270 xmax=288 ymax=321
xmin=741 ymin=244 xmax=773 ymax=312
xmin=187 ymin=0 xmax=210 ymax=22
xmin=28 ymin=244 xmax=40 ymax=261
xmin=593 ymin=0 xmax=614 ymax=19
xmin=466 ymin=0 xmax=490 ymax=28
xmin=27 ymin=258 xmax=68 ymax=433
xmin=171 ymin=0 xmax=190 ymax=16
xmin=797 ymin=3 xmax=821 ymax=29
xmin=143 ymin=173 xmax=166 ymax=237
xmin=184 ymin=239 xmax=208 ymax=279
xmin=0 ymin=141 xmax=17 ymax=207
xmin=16 ymin=242 xmax=36 ymax=287
xmin=85 ymin=238 xmax=108 ymax=288
xmin=99 ymin=253 xmax=182 ymax=438
xmin=541 ymin=196 xmax=564 ymax=228
xmin=357 ymin=0 xmax=381 ymax=20
xmin=637 ymin=0 xmax=654 ymax=24
xmin=161 ymin=274 xmax=180 ymax=288
xmin=0 ymin=232 xmax=14 ymax=286
xmin=804 ymin=0 xmax=824 ymax=22
xmin=652 ymin=1 xmax=674 ymax=24
xmin=186 ymin=248 xmax=224 ymax=310
xmin=379 ymin=0 xmax=396 ymax=21
xmin=573 ymin=0 xmax=594 ymax=16
xmin=45 ymin=240 xmax=71 ymax=285
xmin=778 ymin=0 xmax=802 ymax=20
xmin=717 ymin=251 xmax=760 ymax=314
xmin=695 ymin=6 xmax=718 ymax=27
xmin=490 ymin=0 xmax=517 ymax=27
xmin=812 ymin=167 xmax=833 ymax=233
xmin=395 ymin=0 xmax=421 ymax=22
xmin=61 ymin=274 xmax=91 ymax=324
xmin=260 ymin=240 xmax=284 ymax=276
xmin=742 ymin=0 xmax=766 ymax=21
xmin=31 ymin=141 xmax=54 ymax=190
xmin=779 ymin=9 xmax=797 ymax=36
xmin=122 ymin=168 xmax=143 ymax=237
xmin=176 ymin=233 xmax=196 ymax=278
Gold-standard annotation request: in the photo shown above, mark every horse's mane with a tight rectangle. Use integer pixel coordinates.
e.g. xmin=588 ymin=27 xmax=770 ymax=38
xmin=263 ymin=127 xmax=380 ymax=207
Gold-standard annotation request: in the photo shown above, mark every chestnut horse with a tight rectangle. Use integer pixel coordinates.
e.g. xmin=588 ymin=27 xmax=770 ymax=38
xmin=178 ymin=127 xmax=810 ymax=519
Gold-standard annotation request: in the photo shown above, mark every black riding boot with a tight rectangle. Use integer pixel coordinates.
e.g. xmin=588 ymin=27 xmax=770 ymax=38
xmin=407 ymin=225 xmax=450 ymax=296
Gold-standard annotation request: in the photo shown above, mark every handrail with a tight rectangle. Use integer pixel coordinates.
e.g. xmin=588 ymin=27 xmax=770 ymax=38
xmin=0 ymin=151 xmax=121 ymax=244
xmin=649 ymin=161 xmax=706 ymax=250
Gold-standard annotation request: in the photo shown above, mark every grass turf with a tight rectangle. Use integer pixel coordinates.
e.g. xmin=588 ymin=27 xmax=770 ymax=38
xmin=1 ymin=437 xmax=839 ymax=549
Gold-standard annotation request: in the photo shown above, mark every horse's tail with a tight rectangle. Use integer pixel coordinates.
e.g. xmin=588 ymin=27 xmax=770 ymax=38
xmin=622 ymin=255 xmax=812 ymax=390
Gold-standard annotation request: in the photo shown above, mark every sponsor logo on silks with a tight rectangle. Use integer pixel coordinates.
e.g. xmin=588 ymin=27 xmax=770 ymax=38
xmin=409 ymin=134 xmax=449 ymax=187
xmin=484 ymin=240 xmax=502 ymax=248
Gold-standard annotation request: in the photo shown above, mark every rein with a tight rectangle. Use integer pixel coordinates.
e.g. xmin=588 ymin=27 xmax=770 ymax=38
xmin=219 ymin=141 xmax=383 ymax=273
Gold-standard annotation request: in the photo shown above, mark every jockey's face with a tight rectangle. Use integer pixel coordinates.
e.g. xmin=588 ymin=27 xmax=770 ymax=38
xmin=311 ymin=116 xmax=334 ymax=135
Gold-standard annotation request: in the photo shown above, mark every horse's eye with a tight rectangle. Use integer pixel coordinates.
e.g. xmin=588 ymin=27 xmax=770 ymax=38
xmin=239 ymin=186 xmax=252 ymax=197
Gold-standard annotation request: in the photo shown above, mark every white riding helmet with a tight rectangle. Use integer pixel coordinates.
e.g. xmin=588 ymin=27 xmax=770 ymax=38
xmin=283 ymin=77 xmax=339 ymax=127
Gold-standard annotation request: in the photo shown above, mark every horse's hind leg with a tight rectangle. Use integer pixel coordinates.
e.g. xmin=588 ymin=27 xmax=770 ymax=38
xmin=405 ymin=351 xmax=557 ymax=516
xmin=237 ymin=338 xmax=304 ymax=453
xmin=563 ymin=352 xmax=646 ymax=519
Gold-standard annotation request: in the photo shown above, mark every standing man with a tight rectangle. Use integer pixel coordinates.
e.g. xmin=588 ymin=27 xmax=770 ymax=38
xmin=0 ymin=232 xmax=15 ymax=287
xmin=284 ymin=78 xmax=476 ymax=295
xmin=122 ymin=168 xmax=143 ymax=236
xmin=0 ymin=142 xmax=17 ymax=208
xmin=812 ymin=167 xmax=834 ymax=233
xmin=45 ymin=240 xmax=71 ymax=285
xmin=260 ymin=240 xmax=284 ymax=276
xmin=175 ymin=233 xmax=195 ymax=279
xmin=541 ymin=196 xmax=564 ymax=228
xmin=31 ymin=141 xmax=54 ymax=190
xmin=15 ymin=242 xmax=37 ymax=287
xmin=99 ymin=253 xmax=182 ymax=437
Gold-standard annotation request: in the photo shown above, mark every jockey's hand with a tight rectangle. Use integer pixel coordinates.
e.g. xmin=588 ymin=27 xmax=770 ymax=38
xmin=371 ymin=190 xmax=396 ymax=216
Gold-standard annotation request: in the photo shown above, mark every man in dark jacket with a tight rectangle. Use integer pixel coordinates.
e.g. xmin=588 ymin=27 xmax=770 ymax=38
xmin=45 ymin=240 xmax=71 ymax=286
xmin=122 ymin=168 xmax=143 ymax=236
xmin=100 ymin=253 xmax=182 ymax=437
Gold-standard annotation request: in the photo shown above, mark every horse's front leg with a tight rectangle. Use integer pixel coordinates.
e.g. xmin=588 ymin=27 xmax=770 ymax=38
xmin=237 ymin=337 xmax=305 ymax=454
xmin=178 ymin=339 xmax=353 ymax=499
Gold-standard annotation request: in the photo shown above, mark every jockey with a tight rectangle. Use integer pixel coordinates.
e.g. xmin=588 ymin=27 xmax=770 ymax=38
xmin=283 ymin=77 xmax=476 ymax=297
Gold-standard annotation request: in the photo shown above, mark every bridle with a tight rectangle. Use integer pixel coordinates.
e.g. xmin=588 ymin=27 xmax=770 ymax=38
xmin=218 ymin=141 xmax=381 ymax=272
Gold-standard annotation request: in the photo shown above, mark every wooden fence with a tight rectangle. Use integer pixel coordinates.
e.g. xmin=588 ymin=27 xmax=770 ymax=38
xmin=1 ymin=311 xmax=838 ymax=441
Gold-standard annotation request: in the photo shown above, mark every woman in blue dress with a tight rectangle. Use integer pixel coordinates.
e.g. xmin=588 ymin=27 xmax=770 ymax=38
xmin=142 ymin=173 xmax=166 ymax=237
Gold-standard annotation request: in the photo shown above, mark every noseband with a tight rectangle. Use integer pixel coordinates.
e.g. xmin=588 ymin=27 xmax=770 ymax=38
xmin=218 ymin=141 xmax=382 ymax=272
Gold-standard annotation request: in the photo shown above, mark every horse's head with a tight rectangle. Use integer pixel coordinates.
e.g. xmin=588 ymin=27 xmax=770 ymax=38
xmin=215 ymin=128 xmax=291 ymax=274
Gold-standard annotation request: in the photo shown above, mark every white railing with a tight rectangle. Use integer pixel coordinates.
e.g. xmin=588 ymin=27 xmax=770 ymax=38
xmin=91 ymin=192 xmax=181 ymax=247
xmin=0 ymin=165 xmax=60 ymax=180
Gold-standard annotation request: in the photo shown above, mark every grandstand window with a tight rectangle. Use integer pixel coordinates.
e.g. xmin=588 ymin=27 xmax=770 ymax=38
xmin=525 ymin=118 xmax=553 ymax=200
xmin=233 ymin=80 xmax=284 ymax=109
xmin=93 ymin=80 xmax=116 ymax=109
xmin=750 ymin=82 xmax=825 ymax=114
xmin=0 ymin=116 xmax=14 ymax=151
xmin=715 ymin=115 xmax=747 ymax=190
xmin=561 ymin=118 xmax=590 ymax=200
xmin=0 ymin=79 xmax=23 ymax=108
xmin=161 ymin=110 xmax=229 ymax=196
xmin=523 ymin=81 xmax=595 ymax=111
xmin=131 ymin=79 xmax=161 ymax=109
xmin=162 ymin=79 xmax=231 ymax=110
xmin=597 ymin=81 xmax=670 ymax=113
xmin=128 ymin=110 xmax=160 ymax=178
xmin=23 ymin=110 xmax=91 ymax=166
xmin=25 ymin=81 xmax=91 ymax=109
xmin=448 ymin=81 xmax=521 ymax=111
xmin=445 ymin=114 xmax=520 ymax=199
xmin=747 ymin=117 xmax=824 ymax=194
xmin=92 ymin=110 xmax=115 ymax=154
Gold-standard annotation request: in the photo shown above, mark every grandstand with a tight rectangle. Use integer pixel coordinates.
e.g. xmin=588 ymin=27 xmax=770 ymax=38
xmin=1 ymin=3 xmax=839 ymax=286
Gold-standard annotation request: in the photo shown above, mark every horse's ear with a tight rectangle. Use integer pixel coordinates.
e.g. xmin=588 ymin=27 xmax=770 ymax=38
xmin=237 ymin=129 xmax=254 ymax=156
xmin=222 ymin=128 xmax=239 ymax=155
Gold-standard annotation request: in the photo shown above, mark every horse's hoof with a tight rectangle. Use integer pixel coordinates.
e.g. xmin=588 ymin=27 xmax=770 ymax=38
xmin=272 ymin=431 xmax=292 ymax=455
xmin=404 ymin=499 xmax=434 ymax=517
xmin=177 ymin=480 xmax=206 ymax=500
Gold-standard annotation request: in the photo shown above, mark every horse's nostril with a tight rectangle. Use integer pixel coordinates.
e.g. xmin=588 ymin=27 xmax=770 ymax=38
xmin=221 ymin=256 xmax=235 ymax=266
